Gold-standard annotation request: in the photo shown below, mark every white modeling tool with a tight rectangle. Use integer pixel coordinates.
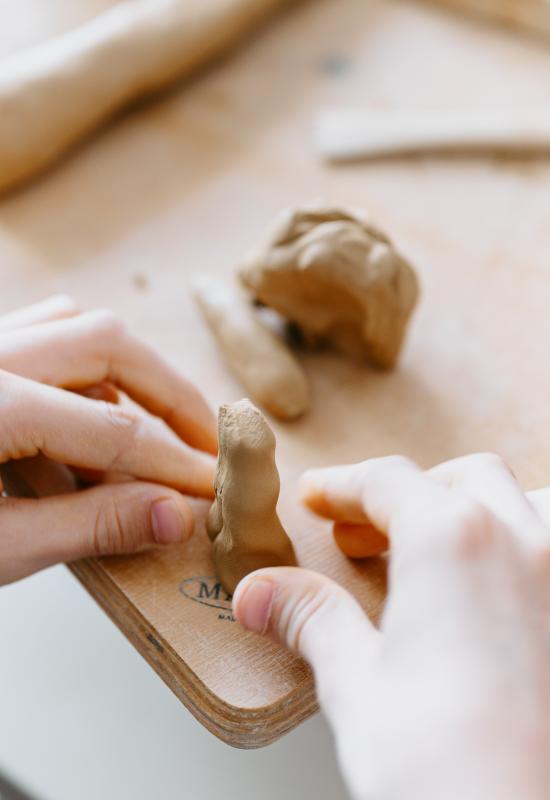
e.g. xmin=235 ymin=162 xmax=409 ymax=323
xmin=316 ymin=109 xmax=550 ymax=161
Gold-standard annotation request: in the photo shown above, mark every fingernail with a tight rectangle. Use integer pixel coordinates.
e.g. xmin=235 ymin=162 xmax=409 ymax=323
xmin=151 ymin=499 xmax=188 ymax=545
xmin=233 ymin=578 xmax=274 ymax=634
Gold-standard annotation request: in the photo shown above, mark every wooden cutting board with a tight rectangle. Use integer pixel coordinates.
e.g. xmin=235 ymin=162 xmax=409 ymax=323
xmin=2 ymin=0 xmax=550 ymax=747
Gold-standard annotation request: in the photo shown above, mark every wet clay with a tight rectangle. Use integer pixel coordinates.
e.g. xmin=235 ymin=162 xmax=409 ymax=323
xmin=194 ymin=275 xmax=310 ymax=420
xmin=207 ymin=399 xmax=297 ymax=595
xmin=240 ymin=204 xmax=419 ymax=369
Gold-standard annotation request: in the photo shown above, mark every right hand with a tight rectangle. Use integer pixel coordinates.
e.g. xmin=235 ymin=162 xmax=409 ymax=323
xmin=0 ymin=295 xmax=217 ymax=584
xmin=234 ymin=454 xmax=550 ymax=800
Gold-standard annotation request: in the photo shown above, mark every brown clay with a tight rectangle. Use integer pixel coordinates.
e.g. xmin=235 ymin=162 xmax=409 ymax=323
xmin=240 ymin=204 xmax=419 ymax=369
xmin=194 ymin=275 xmax=310 ymax=420
xmin=207 ymin=399 xmax=297 ymax=595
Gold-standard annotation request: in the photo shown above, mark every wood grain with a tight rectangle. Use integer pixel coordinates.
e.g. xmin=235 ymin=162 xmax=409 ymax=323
xmin=2 ymin=0 xmax=550 ymax=747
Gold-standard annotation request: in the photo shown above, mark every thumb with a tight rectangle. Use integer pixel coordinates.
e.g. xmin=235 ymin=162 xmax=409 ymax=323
xmin=233 ymin=567 xmax=381 ymax=730
xmin=0 ymin=481 xmax=194 ymax=584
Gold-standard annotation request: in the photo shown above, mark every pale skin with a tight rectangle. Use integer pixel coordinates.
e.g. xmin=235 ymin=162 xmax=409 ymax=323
xmin=0 ymin=295 xmax=217 ymax=584
xmin=234 ymin=455 xmax=550 ymax=800
xmin=4 ymin=299 xmax=550 ymax=800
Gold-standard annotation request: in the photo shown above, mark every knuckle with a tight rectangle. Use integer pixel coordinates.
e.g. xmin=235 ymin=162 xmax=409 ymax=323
xmin=442 ymin=499 xmax=498 ymax=558
xmin=89 ymin=308 xmax=127 ymax=343
xmin=101 ymin=403 xmax=144 ymax=470
xmin=54 ymin=293 xmax=79 ymax=312
xmin=280 ymin=584 xmax=343 ymax=653
xmin=0 ymin=373 xmax=38 ymax=457
xmin=377 ymin=455 xmax=416 ymax=472
xmin=355 ymin=455 xmax=416 ymax=488
xmin=469 ymin=452 xmax=511 ymax=474
xmin=76 ymin=309 xmax=127 ymax=383
xmin=91 ymin=498 xmax=122 ymax=555
xmin=91 ymin=494 xmax=142 ymax=556
xmin=104 ymin=402 xmax=139 ymax=430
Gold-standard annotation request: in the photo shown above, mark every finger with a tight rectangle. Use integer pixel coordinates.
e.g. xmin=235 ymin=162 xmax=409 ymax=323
xmin=0 ymin=372 xmax=215 ymax=498
xmin=300 ymin=454 xmax=522 ymax=584
xmin=333 ymin=522 xmax=388 ymax=558
xmin=75 ymin=382 xmax=120 ymax=482
xmin=300 ymin=463 xmax=386 ymax=524
xmin=428 ymin=454 xmax=547 ymax=549
xmin=0 ymin=310 xmax=217 ymax=454
xmin=233 ymin=567 xmax=380 ymax=727
xmin=527 ymin=487 xmax=550 ymax=528
xmin=301 ymin=456 xmax=461 ymax=552
xmin=72 ymin=388 xmax=121 ymax=482
xmin=0 ymin=481 xmax=194 ymax=585
xmin=0 ymin=295 xmax=79 ymax=332
xmin=234 ymin=567 xmax=381 ymax=798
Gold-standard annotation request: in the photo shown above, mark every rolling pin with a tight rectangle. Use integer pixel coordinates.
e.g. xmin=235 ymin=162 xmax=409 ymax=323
xmin=0 ymin=0 xmax=293 ymax=194
xmin=316 ymin=109 xmax=550 ymax=161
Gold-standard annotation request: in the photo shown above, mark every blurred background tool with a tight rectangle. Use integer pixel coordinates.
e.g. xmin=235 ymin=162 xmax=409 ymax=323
xmin=316 ymin=109 xmax=550 ymax=161
xmin=0 ymin=0 xmax=296 ymax=194
xmin=427 ymin=0 xmax=550 ymax=38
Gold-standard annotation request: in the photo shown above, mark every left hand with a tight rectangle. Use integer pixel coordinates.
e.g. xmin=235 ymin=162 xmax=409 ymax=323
xmin=0 ymin=295 xmax=217 ymax=584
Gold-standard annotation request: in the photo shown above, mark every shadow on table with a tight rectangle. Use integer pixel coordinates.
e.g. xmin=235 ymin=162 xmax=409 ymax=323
xmin=0 ymin=772 xmax=38 ymax=800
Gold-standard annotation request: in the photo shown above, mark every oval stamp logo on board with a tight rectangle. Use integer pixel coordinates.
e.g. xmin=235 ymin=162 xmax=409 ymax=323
xmin=179 ymin=576 xmax=233 ymax=611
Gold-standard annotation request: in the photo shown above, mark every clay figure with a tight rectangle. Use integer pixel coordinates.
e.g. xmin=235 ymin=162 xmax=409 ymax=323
xmin=207 ymin=399 xmax=297 ymax=595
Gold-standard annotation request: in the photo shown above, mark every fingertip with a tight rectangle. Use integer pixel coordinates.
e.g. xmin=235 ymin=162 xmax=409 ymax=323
xmin=235 ymin=567 xmax=373 ymax=663
xmin=195 ymin=452 xmax=217 ymax=498
xmin=299 ymin=468 xmax=323 ymax=496
xmin=177 ymin=450 xmax=217 ymax=499
xmin=233 ymin=572 xmax=276 ymax=634
xmin=299 ymin=469 xmax=331 ymax=515
xmin=204 ymin=429 xmax=219 ymax=457
xmin=333 ymin=522 xmax=388 ymax=559
xmin=183 ymin=396 xmax=218 ymax=456
xmin=203 ymin=411 xmax=219 ymax=456
xmin=150 ymin=491 xmax=194 ymax=545
xmin=188 ymin=412 xmax=218 ymax=457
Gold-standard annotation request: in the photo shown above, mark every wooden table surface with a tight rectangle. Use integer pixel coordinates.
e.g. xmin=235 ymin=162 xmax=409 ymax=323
xmin=2 ymin=0 xmax=550 ymax=748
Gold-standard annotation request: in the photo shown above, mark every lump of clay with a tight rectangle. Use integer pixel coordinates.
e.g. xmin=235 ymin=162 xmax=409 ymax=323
xmin=194 ymin=274 xmax=310 ymax=421
xmin=240 ymin=205 xmax=419 ymax=369
xmin=207 ymin=399 xmax=297 ymax=595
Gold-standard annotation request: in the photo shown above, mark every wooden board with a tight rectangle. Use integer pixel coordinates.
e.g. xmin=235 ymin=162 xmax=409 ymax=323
xmin=2 ymin=0 xmax=550 ymax=747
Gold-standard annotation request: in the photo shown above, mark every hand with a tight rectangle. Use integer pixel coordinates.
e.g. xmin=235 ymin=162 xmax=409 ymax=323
xmin=0 ymin=295 xmax=217 ymax=584
xmin=234 ymin=453 xmax=550 ymax=800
